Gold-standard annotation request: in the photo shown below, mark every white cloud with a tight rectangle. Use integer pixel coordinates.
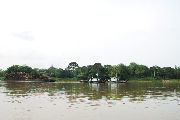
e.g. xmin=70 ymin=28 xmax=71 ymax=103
xmin=0 ymin=0 xmax=180 ymax=69
xmin=13 ymin=31 xmax=34 ymax=41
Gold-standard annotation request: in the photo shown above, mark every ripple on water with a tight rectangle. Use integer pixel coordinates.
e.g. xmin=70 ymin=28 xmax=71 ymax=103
xmin=1 ymin=82 xmax=180 ymax=120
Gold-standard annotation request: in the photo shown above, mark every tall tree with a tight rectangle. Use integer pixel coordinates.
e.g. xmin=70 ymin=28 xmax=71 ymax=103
xmin=6 ymin=65 xmax=33 ymax=74
xmin=116 ymin=64 xmax=129 ymax=80
xmin=67 ymin=62 xmax=79 ymax=71
xmin=47 ymin=66 xmax=63 ymax=78
xmin=150 ymin=66 xmax=162 ymax=79
xmin=0 ymin=69 xmax=5 ymax=77
xmin=128 ymin=62 xmax=138 ymax=78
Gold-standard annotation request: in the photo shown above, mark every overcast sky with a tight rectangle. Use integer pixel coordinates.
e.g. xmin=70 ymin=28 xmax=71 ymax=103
xmin=0 ymin=0 xmax=180 ymax=69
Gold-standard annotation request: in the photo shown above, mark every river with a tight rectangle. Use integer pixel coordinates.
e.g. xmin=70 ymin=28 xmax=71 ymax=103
xmin=0 ymin=81 xmax=180 ymax=120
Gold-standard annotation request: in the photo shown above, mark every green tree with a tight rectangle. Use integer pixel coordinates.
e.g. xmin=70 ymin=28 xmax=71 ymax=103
xmin=128 ymin=63 xmax=150 ymax=79
xmin=161 ymin=67 xmax=176 ymax=79
xmin=0 ymin=69 xmax=5 ymax=80
xmin=175 ymin=66 xmax=180 ymax=79
xmin=74 ymin=66 xmax=89 ymax=80
xmin=0 ymin=69 xmax=5 ymax=77
xmin=47 ymin=66 xmax=63 ymax=78
xmin=150 ymin=66 xmax=162 ymax=79
xmin=128 ymin=62 xmax=138 ymax=78
xmin=84 ymin=63 xmax=109 ymax=81
xmin=61 ymin=69 xmax=74 ymax=78
xmin=134 ymin=65 xmax=149 ymax=78
xmin=116 ymin=64 xmax=129 ymax=80
xmin=91 ymin=63 xmax=103 ymax=78
xmin=104 ymin=65 xmax=113 ymax=78
xmin=6 ymin=65 xmax=33 ymax=74
xmin=67 ymin=62 xmax=79 ymax=71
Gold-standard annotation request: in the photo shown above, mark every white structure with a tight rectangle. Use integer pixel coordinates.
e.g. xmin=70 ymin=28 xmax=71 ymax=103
xmin=110 ymin=77 xmax=118 ymax=82
xmin=89 ymin=77 xmax=99 ymax=82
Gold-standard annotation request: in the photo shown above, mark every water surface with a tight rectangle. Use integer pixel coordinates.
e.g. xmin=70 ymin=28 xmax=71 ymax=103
xmin=0 ymin=81 xmax=180 ymax=120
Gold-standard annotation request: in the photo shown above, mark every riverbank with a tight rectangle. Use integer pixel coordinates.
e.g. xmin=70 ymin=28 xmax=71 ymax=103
xmin=52 ymin=78 xmax=180 ymax=83
xmin=1 ymin=76 xmax=180 ymax=83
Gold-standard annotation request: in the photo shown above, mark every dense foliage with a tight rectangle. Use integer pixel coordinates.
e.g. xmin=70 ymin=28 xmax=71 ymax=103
xmin=1 ymin=62 xmax=180 ymax=81
xmin=0 ymin=69 xmax=5 ymax=80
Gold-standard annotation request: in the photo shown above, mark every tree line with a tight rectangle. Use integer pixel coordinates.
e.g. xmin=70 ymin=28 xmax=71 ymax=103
xmin=0 ymin=62 xmax=180 ymax=81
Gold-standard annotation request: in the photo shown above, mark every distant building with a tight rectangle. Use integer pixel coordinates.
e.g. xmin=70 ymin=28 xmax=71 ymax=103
xmin=110 ymin=77 xmax=118 ymax=82
xmin=88 ymin=77 xmax=99 ymax=82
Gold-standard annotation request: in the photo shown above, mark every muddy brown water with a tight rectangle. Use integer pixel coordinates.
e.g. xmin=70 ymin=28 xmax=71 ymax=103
xmin=0 ymin=81 xmax=180 ymax=120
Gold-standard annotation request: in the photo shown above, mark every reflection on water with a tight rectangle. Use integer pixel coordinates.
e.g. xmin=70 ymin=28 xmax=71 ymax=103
xmin=3 ymin=81 xmax=180 ymax=101
xmin=0 ymin=81 xmax=180 ymax=120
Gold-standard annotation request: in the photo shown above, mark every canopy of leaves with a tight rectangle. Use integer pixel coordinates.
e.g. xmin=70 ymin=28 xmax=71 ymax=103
xmin=3 ymin=62 xmax=180 ymax=81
